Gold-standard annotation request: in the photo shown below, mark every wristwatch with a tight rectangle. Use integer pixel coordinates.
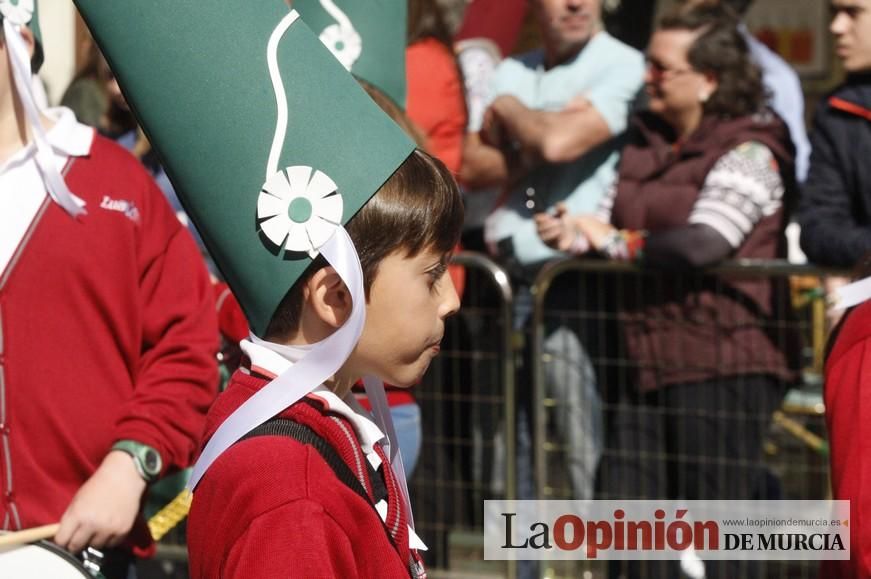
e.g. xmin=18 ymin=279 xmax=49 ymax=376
xmin=111 ymin=440 xmax=162 ymax=483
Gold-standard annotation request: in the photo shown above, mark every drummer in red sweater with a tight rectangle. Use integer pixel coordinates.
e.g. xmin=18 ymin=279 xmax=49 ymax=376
xmin=75 ymin=1 xmax=462 ymax=577
xmin=0 ymin=2 xmax=217 ymax=575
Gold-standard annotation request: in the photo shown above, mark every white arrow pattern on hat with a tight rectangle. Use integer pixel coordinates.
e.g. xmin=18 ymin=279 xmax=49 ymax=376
xmin=317 ymin=0 xmax=362 ymax=71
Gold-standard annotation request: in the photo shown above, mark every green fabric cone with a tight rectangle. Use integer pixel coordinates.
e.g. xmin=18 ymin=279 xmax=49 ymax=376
xmin=73 ymin=1 xmax=415 ymax=336
xmin=293 ymin=0 xmax=407 ymax=108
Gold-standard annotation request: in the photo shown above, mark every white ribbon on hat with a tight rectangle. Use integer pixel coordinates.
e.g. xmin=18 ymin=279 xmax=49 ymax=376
xmin=190 ymin=13 xmax=414 ymax=537
xmin=2 ymin=17 xmax=86 ymax=217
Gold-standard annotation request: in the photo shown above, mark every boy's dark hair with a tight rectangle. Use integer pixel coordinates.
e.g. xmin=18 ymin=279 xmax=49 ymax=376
xmin=660 ymin=1 xmax=765 ymax=118
xmin=264 ymin=148 xmax=463 ymax=341
xmin=358 ymin=79 xmax=428 ymax=148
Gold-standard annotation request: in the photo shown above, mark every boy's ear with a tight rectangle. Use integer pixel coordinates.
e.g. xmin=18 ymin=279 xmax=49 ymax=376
xmin=304 ymin=266 xmax=352 ymax=329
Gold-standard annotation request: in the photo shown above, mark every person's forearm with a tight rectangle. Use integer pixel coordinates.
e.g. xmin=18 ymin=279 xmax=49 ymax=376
xmin=642 ymin=224 xmax=734 ymax=269
xmin=490 ymin=97 xmax=549 ymax=153
xmin=492 ymin=96 xmax=611 ymax=164
xmin=459 ymin=136 xmax=510 ymax=189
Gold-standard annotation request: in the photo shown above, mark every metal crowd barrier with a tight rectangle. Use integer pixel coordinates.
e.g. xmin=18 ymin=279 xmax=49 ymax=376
xmin=411 ymin=251 xmax=517 ymax=579
xmin=530 ymin=258 xmax=843 ymax=579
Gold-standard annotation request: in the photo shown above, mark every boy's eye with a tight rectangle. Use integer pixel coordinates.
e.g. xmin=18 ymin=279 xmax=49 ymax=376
xmin=427 ymin=262 xmax=448 ymax=289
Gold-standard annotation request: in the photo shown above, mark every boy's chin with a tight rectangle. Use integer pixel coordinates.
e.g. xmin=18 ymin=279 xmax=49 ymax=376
xmin=379 ymin=360 xmax=432 ymax=388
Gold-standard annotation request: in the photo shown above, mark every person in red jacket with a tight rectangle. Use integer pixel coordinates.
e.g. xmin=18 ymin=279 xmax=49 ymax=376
xmin=74 ymin=1 xmax=463 ymax=576
xmin=823 ymin=262 xmax=871 ymax=579
xmin=0 ymin=3 xmax=218 ymax=577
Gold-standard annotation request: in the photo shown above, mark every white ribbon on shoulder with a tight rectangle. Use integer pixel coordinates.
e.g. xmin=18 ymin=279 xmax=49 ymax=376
xmin=188 ymin=224 xmax=365 ymax=489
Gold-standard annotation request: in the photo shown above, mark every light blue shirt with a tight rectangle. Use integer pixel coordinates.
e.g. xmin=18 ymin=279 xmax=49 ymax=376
xmin=481 ymin=31 xmax=644 ymax=267
xmin=742 ymin=27 xmax=811 ymax=182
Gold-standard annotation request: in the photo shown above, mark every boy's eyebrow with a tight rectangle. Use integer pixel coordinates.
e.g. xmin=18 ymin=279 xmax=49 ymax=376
xmin=831 ymin=0 xmax=865 ymax=11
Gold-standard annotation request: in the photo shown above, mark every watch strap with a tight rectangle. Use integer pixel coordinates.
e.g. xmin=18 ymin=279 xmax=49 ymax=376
xmin=111 ymin=439 xmax=162 ymax=482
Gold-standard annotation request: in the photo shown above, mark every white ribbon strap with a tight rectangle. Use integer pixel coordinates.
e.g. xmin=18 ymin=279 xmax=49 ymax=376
xmin=362 ymin=375 xmax=417 ymax=531
xmin=3 ymin=20 xmax=86 ymax=217
xmin=188 ymin=225 xmax=365 ymax=490
xmin=829 ymin=275 xmax=871 ymax=311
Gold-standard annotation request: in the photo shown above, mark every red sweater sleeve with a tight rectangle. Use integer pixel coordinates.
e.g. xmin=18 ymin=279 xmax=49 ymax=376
xmin=223 ymin=499 xmax=359 ymax=578
xmin=112 ymin=168 xmax=219 ymax=474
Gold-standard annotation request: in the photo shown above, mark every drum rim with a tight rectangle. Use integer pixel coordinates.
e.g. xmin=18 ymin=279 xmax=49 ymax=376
xmin=24 ymin=540 xmax=91 ymax=577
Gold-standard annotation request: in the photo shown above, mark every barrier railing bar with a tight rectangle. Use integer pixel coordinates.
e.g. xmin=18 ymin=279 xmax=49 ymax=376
xmin=451 ymin=252 xmax=516 ymax=579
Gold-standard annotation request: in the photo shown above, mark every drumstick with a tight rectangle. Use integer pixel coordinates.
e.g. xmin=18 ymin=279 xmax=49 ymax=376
xmin=0 ymin=523 xmax=59 ymax=548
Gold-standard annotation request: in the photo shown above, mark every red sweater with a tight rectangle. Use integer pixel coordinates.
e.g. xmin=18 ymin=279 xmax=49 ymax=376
xmin=823 ymin=300 xmax=871 ymax=578
xmin=0 ymin=135 xmax=218 ymax=547
xmin=188 ymin=369 xmax=421 ymax=578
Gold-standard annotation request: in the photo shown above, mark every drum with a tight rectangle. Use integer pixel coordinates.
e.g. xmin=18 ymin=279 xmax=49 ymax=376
xmin=0 ymin=540 xmax=92 ymax=578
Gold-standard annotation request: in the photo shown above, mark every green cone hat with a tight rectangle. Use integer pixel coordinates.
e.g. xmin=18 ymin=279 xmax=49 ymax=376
xmin=292 ymin=0 xmax=407 ymax=108
xmin=73 ymin=1 xmax=415 ymax=336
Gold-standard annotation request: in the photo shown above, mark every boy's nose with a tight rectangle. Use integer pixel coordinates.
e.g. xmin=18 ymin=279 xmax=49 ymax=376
xmin=440 ymin=276 xmax=461 ymax=319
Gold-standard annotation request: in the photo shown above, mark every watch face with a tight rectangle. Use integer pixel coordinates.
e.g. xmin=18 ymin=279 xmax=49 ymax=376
xmin=143 ymin=449 xmax=160 ymax=473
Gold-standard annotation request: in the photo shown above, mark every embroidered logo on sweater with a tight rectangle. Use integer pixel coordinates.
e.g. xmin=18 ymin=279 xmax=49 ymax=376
xmin=100 ymin=196 xmax=141 ymax=223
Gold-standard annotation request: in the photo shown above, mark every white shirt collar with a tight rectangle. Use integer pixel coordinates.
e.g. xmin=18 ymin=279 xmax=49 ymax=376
xmin=239 ymin=338 xmax=386 ymax=453
xmin=0 ymin=106 xmax=94 ymax=175
xmin=45 ymin=107 xmax=94 ymax=157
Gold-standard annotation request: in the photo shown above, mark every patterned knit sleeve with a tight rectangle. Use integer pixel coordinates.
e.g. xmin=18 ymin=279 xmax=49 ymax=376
xmin=688 ymin=141 xmax=785 ymax=248
xmin=594 ymin=177 xmax=619 ymax=224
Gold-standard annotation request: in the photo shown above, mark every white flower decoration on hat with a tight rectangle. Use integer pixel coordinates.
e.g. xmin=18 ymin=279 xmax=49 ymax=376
xmin=0 ymin=0 xmax=33 ymax=25
xmin=257 ymin=165 xmax=344 ymax=258
xmin=319 ymin=23 xmax=362 ymax=71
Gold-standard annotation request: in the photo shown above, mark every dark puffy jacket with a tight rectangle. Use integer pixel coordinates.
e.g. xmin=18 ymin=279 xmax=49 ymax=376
xmin=611 ymin=111 xmax=800 ymax=391
xmin=799 ymin=75 xmax=871 ymax=268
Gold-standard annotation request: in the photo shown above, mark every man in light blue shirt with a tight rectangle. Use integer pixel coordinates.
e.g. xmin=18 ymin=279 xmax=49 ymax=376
xmin=463 ymin=0 xmax=644 ymax=272
xmin=461 ymin=0 xmax=644 ymax=510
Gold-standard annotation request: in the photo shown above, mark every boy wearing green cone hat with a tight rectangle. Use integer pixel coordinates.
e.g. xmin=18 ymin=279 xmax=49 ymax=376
xmin=188 ymin=149 xmax=460 ymax=577
xmin=0 ymin=0 xmax=219 ymax=573
xmin=73 ymin=1 xmax=462 ymax=576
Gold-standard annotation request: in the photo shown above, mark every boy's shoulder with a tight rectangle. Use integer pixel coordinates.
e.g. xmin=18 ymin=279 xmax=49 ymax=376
xmin=194 ymin=371 xmax=372 ymax=516
xmin=188 ymin=373 xmax=416 ymax=578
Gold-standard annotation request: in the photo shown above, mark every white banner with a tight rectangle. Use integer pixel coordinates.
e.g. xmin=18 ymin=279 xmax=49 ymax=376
xmin=484 ymin=500 xmax=850 ymax=561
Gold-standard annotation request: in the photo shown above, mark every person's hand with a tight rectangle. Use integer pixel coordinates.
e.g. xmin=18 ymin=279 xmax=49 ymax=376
xmin=574 ymin=215 xmax=617 ymax=251
xmin=54 ymin=450 xmax=148 ymax=553
xmin=534 ymin=202 xmax=590 ymax=254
